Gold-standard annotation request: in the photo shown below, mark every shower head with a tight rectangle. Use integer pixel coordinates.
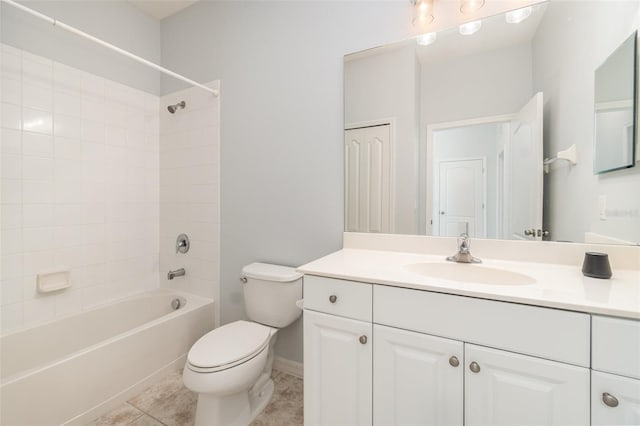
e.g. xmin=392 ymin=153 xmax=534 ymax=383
xmin=167 ymin=101 xmax=186 ymax=114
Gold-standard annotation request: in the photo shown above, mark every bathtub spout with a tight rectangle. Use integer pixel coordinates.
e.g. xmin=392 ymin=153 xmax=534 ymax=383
xmin=167 ymin=268 xmax=185 ymax=280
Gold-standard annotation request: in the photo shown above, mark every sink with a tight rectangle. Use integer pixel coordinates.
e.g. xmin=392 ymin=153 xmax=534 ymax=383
xmin=404 ymin=262 xmax=536 ymax=286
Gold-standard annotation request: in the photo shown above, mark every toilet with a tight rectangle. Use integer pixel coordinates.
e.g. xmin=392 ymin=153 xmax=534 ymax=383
xmin=183 ymin=262 xmax=303 ymax=426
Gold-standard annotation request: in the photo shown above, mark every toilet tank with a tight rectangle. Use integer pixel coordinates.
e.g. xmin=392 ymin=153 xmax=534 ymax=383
xmin=241 ymin=263 xmax=303 ymax=328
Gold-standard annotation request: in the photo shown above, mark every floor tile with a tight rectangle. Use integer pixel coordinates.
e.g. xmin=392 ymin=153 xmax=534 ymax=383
xmin=86 ymin=403 xmax=143 ymax=426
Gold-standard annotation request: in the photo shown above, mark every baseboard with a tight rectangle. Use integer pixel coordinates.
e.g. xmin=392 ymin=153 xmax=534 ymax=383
xmin=273 ymin=356 xmax=303 ymax=379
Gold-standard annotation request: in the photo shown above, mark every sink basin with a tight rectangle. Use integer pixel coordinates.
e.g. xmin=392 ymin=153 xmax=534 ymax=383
xmin=404 ymin=262 xmax=536 ymax=286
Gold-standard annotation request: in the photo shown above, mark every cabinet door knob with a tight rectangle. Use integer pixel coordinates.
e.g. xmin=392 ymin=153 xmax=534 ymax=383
xmin=449 ymin=356 xmax=460 ymax=367
xmin=469 ymin=361 xmax=481 ymax=373
xmin=359 ymin=335 xmax=368 ymax=344
xmin=329 ymin=295 xmax=337 ymax=303
xmin=602 ymin=393 xmax=619 ymax=408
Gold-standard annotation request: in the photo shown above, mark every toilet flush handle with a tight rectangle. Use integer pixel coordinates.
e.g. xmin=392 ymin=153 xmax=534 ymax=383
xmin=240 ymin=276 xmax=247 ymax=283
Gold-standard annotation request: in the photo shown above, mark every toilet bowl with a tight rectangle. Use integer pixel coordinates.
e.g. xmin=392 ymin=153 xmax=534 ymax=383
xmin=183 ymin=263 xmax=303 ymax=426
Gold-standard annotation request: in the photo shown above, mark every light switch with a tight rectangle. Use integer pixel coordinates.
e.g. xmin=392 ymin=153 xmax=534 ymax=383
xmin=599 ymin=195 xmax=607 ymax=220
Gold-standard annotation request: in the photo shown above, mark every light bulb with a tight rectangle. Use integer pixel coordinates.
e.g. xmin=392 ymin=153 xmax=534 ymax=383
xmin=459 ymin=20 xmax=482 ymax=35
xmin=505 ymin=6 xmax=532 ymax=24
xmin=417 ymin=32 xmax=437 ymax=46
xmin=412 ymin=0 xmax=434 ymax=26
xmin=460 ymin=0 xmax=485 ymax=14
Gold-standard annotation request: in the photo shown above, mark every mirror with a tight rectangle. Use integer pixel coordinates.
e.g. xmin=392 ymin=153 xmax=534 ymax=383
xmin=594 ymin=31 xmax=637 ymax=174
xmin=344 ymin=0 xmax=640 ymax=245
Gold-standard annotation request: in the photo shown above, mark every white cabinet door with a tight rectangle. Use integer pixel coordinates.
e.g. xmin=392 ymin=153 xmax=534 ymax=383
xmin=373 ymin=325 xmax=463 ymax=426
xmin=303 ymin=309 xmax=372 ymax=426
xmin=465 ymin=344 xmax=589 ymax=426
xmin=592 ymin=370 xmax=640 ymax=425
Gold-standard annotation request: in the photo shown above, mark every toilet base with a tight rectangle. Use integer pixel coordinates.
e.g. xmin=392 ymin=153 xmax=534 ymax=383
xmin=193 ymin=375 xmax=275 ymax=426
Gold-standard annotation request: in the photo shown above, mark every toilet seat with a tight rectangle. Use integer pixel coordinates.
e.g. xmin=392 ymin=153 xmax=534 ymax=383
xmin=187 ymin=321 xmax=272 ymax=373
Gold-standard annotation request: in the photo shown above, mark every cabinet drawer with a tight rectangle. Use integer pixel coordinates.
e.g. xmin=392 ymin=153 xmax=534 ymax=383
xmin=592 ymin=370 xmax=640 ymax=425
xmin=304 ymin=275 xmax=372 ymax=321
xmin=593 ymin=316 xmax=640 ymax=379
xmin=374 ymin=285 xmax=590 ymax=367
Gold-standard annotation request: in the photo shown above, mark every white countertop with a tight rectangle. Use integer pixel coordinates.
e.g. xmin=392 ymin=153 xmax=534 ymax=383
xmin=297 ymin=248 xmax=640 ymax=319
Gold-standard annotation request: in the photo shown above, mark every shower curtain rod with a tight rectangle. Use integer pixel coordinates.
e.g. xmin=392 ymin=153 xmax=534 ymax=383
xmin=2 ymin=0 xmax=219 ymax=97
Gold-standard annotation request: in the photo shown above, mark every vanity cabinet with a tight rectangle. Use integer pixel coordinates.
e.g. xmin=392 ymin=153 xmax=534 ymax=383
xmin=303 ymin=275 xmax=598 ymax=426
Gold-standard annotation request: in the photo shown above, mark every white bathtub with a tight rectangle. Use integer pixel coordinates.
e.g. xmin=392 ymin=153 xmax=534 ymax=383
xmin=0 ymin=289 xmax=215 ymax=425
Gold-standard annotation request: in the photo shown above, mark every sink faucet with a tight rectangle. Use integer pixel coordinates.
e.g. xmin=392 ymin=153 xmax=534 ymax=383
xmin=446 ymin=233 xmax=482 ymax=264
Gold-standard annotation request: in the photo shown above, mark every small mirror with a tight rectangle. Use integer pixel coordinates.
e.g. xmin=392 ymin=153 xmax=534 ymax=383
xmin=594 ymin=31 xmax=637 ymax=174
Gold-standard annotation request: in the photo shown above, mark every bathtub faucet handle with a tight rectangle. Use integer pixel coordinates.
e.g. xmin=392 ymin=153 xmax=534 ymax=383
xmin=176 ymin=234 xmax=190 ymax=254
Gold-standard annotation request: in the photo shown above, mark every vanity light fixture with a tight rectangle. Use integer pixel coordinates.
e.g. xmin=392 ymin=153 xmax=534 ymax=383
xmin=505 ymin=6 xmax=533 ymax=24
xmin=459 ymin=20 xmax=482 ymax=35
xmin=460 ymin=0 xmax=485 ymax=14
xmin=417 ymin=32 xmax=437 ymax=46
xmin=412 ymin=0 xmax=434 ymax=26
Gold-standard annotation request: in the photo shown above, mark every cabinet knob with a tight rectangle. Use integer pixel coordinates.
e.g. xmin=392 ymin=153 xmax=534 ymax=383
xmin=329 ymin=295 xmax=337 ymax=303
xmin=449 ymin=356 xmax=460 ymax=367
xmin=602 ymin=393 xmax=619 ymax=408
xmin=469 ymin=361 xmax=481 ymax=373
xmin=359 ymin=335 xmax=368 ymax=345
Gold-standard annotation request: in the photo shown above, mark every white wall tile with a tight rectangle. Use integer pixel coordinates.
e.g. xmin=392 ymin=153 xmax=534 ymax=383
xmin=23 ymin=132 xmax=53 ymax=157
xmin=23 ymin=227 xmax=54 ymax=252
xmin=1 ymin=76 xmax=21 ymax=105
xmin=54 ymin=114 xmax=82 ymax=139
xmin=23 ymin=181 xmax=54 ymax=203
xmin=1 ymin=179 xmax=22 ymax=204
xmin=1 ymin=204 xmax=22 ymax=229
xmin=1 ymin=128 xmax=21 ymax=155
xmin=1 ymin=227 xmax=22 ymax=255
xmin=2 ymin=154 xmax=21 ymax=179
xmin=23 ymin=83 xmax=53 ymax=112
xmin=23 ymin=204 xmax=53 ymax=228
xmin=22 ymin=53 xmax=52 ymax=89
xmin=23 ymin=296 xmax=56 ymax=326
xmin=1 ymin=47 xmax=161 ymax=332
xmin=54 ymin=90 xmax=82 ymax=117
xmin=1 ymin=253 xmax=23 ymax=281
xmin=22 ymin=107 xmax=52 ymax=134
xmin=1 ymin=102 xmax=21 ymax=130
xmin=23 ymin=156 xmax=53 ymax=181
xmin=1 ymin=303 xmax=23 ymax=333
xmin=54 ymin=137 xmax=82 ymax=160
xmin=2 ymin=278 xmax=23 ymax=306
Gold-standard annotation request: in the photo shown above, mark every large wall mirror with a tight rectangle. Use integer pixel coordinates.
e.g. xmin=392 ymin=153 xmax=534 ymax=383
xmin=344 ymin=0 xmax=640 ymax=245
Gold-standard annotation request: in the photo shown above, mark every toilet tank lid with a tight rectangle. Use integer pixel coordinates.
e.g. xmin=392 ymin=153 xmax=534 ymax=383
xmin=242 ymin=262 xmax=303 ymax=282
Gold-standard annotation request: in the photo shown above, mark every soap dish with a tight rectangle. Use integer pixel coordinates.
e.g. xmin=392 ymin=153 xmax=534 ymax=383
xmin=37 ymin=269 xmax=71 ymax=293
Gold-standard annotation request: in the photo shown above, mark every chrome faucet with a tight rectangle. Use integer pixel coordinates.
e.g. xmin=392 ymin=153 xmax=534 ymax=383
xmin=167 ymin=268 xmax=186 ymax=280
xmin=446 ymin=233 xmax=482 ymax=264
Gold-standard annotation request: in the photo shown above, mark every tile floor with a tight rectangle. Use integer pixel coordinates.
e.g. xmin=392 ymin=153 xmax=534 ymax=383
xmin=87 ymin=369 xmax=303 ymax=426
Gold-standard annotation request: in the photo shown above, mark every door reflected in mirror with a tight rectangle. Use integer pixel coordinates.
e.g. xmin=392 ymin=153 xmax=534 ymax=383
xmin=344 ymin=1 xmax=640 ymax=245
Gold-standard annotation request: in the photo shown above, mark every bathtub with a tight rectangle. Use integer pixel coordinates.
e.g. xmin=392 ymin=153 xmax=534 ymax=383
xmin=0 ymin=289 xmax=215 ymax=425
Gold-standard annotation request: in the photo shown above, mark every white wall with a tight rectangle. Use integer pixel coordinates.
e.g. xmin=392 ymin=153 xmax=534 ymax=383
xmin=160 ymin=1 xmax=414 ymax=364
xmin=533 ymin=0 xmax=640 ymax=244
xmin=0 ymin=44 xmax=160 ymax=334
xmin=0 ymin=1 xmax=161 ymax=95
xmin=345 ymin=45 xmax=419 ymax=234
xmin=159 ymin=82 xmax=220 ymax=326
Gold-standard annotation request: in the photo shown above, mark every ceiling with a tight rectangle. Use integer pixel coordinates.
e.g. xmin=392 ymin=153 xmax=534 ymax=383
xmin=127 ymin=0 xmax=199 ymax=20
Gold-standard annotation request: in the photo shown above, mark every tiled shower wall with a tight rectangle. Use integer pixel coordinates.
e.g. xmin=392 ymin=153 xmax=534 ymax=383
xmin=0 ymin=44 xmax=160 ymax=333
xmin=159 ymin=83 xmax=220 ymax=325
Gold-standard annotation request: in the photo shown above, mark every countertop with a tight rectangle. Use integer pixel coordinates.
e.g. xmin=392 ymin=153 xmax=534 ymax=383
xmin=297 ymin=248 xmax=640 ymax=319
